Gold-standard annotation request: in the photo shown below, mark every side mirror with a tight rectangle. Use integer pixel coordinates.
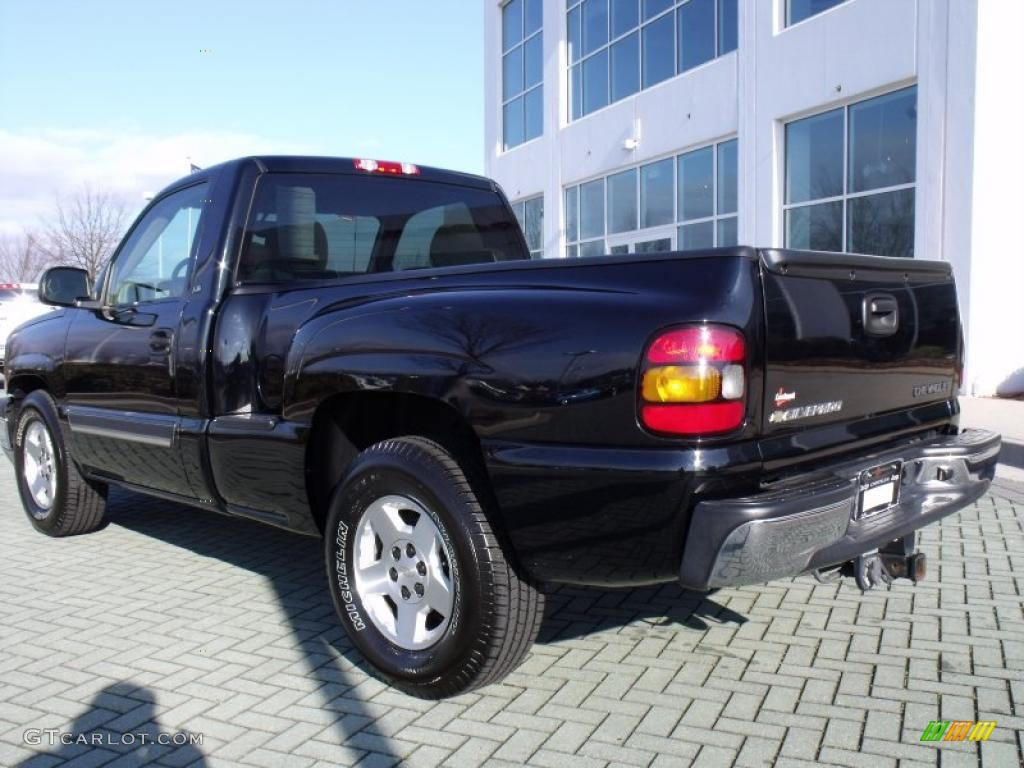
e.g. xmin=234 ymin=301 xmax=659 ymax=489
xmin=39 ymin=267 xmax=92 ymax=308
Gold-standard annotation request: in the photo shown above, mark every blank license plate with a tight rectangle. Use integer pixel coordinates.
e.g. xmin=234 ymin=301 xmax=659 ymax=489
xmin=856 ymin=462 xmax=902 ymax=519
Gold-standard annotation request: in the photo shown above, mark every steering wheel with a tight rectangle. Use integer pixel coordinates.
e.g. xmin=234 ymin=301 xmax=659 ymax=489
xmin=171 ymin=258 xmax=190 ymax=282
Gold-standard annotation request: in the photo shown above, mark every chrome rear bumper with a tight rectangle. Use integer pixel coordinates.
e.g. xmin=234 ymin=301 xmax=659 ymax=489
xmin=679 ymin=428 xmax=1001 ymax=590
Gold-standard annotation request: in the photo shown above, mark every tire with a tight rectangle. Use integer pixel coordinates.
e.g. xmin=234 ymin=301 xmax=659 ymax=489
xmin=13 ymin=391 xmax=108 ymax=537
xmin=324 ymin=436 xmax=543 ymax=698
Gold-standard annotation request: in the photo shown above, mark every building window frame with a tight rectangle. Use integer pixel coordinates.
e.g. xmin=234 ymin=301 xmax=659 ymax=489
xmin=511 ymin=194 xmax=545 ymax=258
xmin=502 ymin=0 xmax=544 ymax=151
xmin=566 ymin=0 xmax=738 ymax=123
xmin=564 ymin=136 xmax=738 ymax=257
xmin=781 ymin=84 xmax=917 ymax=257
xmin=784 ymin=0 xmax=849 ymax=28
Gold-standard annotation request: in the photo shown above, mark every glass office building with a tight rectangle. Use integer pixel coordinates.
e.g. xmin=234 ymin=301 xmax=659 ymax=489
xmin=484 ymin=0 xmax=1024 ymax=397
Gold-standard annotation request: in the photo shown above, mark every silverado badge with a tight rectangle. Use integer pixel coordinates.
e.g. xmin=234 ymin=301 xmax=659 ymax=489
xmin=769 ymin=400 xmax=844 ymax=424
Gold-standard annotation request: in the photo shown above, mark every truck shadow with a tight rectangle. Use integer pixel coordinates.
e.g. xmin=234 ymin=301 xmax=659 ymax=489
xmin=88 ymin=487 xmax=747 ymax=762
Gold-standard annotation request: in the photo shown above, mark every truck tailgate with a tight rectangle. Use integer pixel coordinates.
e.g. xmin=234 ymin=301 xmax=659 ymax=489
xmin=760 ymin=249 xmax=960 ymax=434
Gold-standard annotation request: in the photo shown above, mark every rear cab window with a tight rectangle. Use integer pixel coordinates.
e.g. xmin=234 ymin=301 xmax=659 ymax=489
xmin=238 ymin=173 xmax=526 ymax=284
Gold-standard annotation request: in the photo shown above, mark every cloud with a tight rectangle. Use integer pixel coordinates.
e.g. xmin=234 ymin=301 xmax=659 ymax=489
xmin=0 ymin=128 xmax=314 ymax=234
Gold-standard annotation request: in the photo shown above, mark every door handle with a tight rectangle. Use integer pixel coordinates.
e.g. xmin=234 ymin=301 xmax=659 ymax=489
xmin=863 ymin=293 xmax=899 ymax=336
xmin=150 ymin=329 xmax=173 ymax=354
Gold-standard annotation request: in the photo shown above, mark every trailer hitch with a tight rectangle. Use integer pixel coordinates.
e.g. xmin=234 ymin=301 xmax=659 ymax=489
xmin=813 ymin=533 xmax=927 ymax=591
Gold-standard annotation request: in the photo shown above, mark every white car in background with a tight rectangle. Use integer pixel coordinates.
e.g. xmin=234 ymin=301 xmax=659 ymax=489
xmin=0 ymin=284 xmax=54 ymax=379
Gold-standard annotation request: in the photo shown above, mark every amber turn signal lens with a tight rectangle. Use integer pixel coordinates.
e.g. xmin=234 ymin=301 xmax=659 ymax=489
xmin=642 ymin=365 xmax=721 ymax=403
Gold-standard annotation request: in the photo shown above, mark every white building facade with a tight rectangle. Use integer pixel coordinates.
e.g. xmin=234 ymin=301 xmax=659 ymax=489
xmin=484 ymin=0 xmax=1024 ymax=397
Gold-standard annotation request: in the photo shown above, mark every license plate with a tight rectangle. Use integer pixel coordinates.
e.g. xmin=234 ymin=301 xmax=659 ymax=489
xmin=856 ymin=461 xmax=902 ymax=519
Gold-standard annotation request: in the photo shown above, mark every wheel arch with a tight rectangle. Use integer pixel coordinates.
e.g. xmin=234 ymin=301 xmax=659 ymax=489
xmin=304 ymin=390 xmax=490 ymax=534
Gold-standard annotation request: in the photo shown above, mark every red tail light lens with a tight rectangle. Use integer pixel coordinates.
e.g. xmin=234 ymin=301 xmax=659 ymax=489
xmin=354 ymin=158 xmax=420 ymax=175
xmin=639 ymin=325 xmax=747 ymax=436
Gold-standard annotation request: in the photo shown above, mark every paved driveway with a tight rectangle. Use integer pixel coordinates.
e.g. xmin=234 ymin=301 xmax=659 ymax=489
xmin=0 ymin=462 xmax=1022 ymax=768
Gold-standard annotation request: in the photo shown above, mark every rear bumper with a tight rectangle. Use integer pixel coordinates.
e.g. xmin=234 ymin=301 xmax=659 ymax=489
xmin=679 ymin=428 xmax=1001 ymax=590
xmin=1 ymin=394 xmax=12 ymax=463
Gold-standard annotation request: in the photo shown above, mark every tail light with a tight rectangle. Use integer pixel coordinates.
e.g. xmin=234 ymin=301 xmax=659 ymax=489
xmin=639 ymin=325 xmax=747 ymax=436
xmin=353 ymin=158 xmax=420 ymax=175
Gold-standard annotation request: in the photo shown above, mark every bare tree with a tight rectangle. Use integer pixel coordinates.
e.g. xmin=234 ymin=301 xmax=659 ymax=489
xmin=39 ymin=185 xmax=130 ymax=280
xmin=0 ymin=230 xmax=49 ymax=283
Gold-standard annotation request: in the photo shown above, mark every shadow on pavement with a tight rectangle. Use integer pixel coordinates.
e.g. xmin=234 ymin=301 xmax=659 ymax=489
xmin=18 ymin=683 xmax=207 ymax=767
xmin=41 ymin=487 xmax=750 ymax=764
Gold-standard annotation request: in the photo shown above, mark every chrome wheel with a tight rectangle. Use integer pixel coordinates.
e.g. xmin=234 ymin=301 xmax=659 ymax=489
xmin=23 ymin=420 xmax=58 ymax=516
xmin=353 ymin=494 xmax=455 ymax=650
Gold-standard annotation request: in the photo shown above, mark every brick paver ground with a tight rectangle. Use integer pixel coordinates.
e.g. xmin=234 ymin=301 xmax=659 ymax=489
xmin=1 ymin=464 xmax=1021 ymax=768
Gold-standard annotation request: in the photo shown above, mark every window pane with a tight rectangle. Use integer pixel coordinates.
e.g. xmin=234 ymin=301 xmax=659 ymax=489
xmin=565 ymin=186 xmax=579 ymax=242
xmin=109 ymin=183 xmax=208 ymax=304
xmin=717 ymin=139 xmax=738 ymax=215
xmin=788 ymin=0 xmax=845 ymax=26
xmin=524 ymin=196 xmax=544 ymax=252
xmin=568 ymin=6 xmax=582 ymax=62
xmin=570 ymin=64 xmax=583 ymax=120
xmin=524 ymin=87 xmax=543 ymax=141
xmin=580 ymin=239 xmax=606 ymax=257
xmin=611 ymin=0 xmax=639 ymax=37
xmin=607 ymin=169 xmax=638 ymax=234
xmin=643 ymin=0 xmax=672 ymax=21
xmin=567 ymin=244 xmax=579 ymax=258
xmin=847 ymin=189 xmax=915 ymax=258
xmin=785 ymin=108 xmax=843 ymax=203
xmin=640 ymin=157 xmax=674 ymax=228
xmin=609 ymin=244 xmax=630 ymax=255
xmin=524 ymin=34 xmax=543 ymax=88
xmin=636 ymin=237 xmax=671 ymax=253
xmin=785 ymin=201 xmax=842 ymax=252
xmin=582 ymin=49 xmax=609 ymax=114
xmin=525 ymin=0 xmax=543 ymax=35
xmin=642 ymin=12 xmax=674 ymax=88
xmin=678 ymin=146 xmax=714 ymax=221
xmin=503 ymin=97 xmax=524 ymax=149
xmin=503 ymin=47 xmax=524 ymax=100
xmin=678 ymin=0 xmax=715 ymax=73
xmin=718 ymin=0 xmax=738 ymax=54
xmin=848 ymin=86 xmax=917 ymax=193
xmin=580 ymin=178 xmax=605 ymax=239
xmin=503 ymin=0 xmax=523 ymax=51
xmin=678 ymin=221 xmax=714 ymax=250
xmin=610 ymin=32 xmax=640 ymax=102
xmin=716 ymin=216 xmax=738 ymax=246
xmin=583 ymin=0 xmax=609 ymax=55
xmin=512 ymin=201 xmax=526 ymax=232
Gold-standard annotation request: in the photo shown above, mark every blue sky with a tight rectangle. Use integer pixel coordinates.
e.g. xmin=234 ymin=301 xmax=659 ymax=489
xmin=0 ymin=0 xmax=485 ymax=232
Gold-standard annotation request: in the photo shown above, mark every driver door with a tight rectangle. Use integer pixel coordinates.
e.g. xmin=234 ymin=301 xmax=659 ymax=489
xmin=62 ymin=182 xmax=209 ymax=497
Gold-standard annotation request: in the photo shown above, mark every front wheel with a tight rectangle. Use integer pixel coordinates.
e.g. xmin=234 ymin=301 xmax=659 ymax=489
xmin=324 ymin=436 xmax=543 ymax=698
xmin=13 ymin=391 xmax=108 ymax=537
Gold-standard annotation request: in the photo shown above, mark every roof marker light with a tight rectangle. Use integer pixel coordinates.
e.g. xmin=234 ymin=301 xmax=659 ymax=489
xmin=354 ymin=159 xmax=421 ymax=175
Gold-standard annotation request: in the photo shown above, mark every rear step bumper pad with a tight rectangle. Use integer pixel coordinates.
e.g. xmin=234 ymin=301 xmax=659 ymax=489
xmin=679 ymin=428 xmax=1001 ymax=591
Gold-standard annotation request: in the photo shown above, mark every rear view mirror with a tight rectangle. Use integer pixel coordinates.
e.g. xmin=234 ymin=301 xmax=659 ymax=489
xmin=39 ymin=267 xmax=91 ymax=307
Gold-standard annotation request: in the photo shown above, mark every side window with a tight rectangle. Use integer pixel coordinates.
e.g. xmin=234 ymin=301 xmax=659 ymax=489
xmin=107 ymin=183 xmax=208 ymax=305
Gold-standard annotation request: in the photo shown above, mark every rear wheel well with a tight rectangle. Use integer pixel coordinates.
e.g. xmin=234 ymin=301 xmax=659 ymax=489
xmin=306 ymin=392 xmax=488 ymax=534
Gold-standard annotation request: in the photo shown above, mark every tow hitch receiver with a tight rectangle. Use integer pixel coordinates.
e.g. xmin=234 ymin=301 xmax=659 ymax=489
xmin=816 ymin=533 xmax=927 ymax=591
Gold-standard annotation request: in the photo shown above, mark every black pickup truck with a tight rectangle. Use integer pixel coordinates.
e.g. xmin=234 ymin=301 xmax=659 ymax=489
xmin=1 ymin=156 xmax=1000 ymax=698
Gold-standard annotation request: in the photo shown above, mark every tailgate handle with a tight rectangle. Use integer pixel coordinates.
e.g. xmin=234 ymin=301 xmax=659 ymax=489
xmin=864 ymin=294 xmax=899 ymax=336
